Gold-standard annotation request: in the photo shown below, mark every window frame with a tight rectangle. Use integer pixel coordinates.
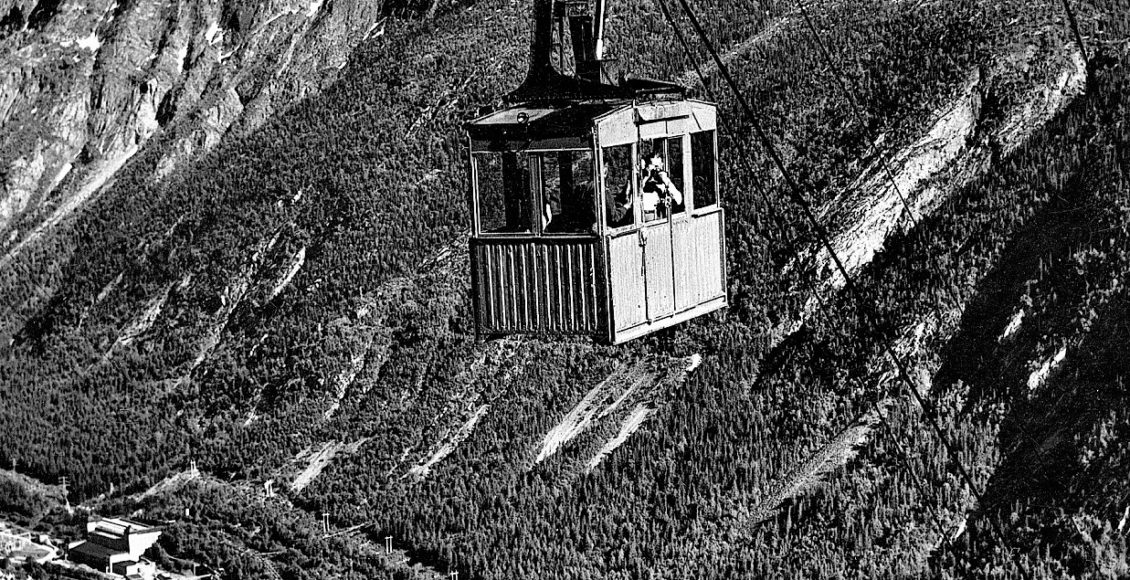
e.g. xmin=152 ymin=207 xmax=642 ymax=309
xmin=689 ymin=129 xmax=720 ymax=216
xmin=471 ymin=148 xmax=598 ymax=239
xmin=539 ymin=149 xmax=599 ymax=237
xmin=601 ymin=141 xmax=640 ymax=235
xmin=639 ymin=134 xmax=692 ymax=225
xmin=470 ymin=150 xmax=533 ymax=237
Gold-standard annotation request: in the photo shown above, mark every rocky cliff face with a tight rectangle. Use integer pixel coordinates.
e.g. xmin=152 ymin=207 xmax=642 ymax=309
xmin=0 ymin=0 xmax=385 ymax=249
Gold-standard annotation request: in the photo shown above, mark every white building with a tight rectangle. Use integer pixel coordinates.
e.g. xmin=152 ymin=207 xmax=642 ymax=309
xmin=68 ymin=517 xmax=161 ymax=579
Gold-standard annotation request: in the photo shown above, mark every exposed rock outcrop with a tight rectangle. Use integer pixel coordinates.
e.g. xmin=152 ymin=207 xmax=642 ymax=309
xmin=0 ymin=0 xmax=385 ymax=257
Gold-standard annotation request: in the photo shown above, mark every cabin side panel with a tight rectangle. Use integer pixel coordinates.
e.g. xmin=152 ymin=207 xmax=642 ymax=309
xmin=688 ymin=103 xmax=717 ymax=132
xmin=607 ymin=231 xmax=647 ymax=331
xmin=672 ymin=217 xmax=700 ymax=311
xmin=642 ymin=225 xmax=676 ymax=320
xmin=472 ymin=239 xmax=604 ymax=336
xmin=673 ymin=208 xmax=726 ymax=306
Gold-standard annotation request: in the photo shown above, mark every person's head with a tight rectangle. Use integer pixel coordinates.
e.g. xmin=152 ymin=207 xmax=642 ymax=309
xmin=643 ymin=149 xmax=665 ymax=172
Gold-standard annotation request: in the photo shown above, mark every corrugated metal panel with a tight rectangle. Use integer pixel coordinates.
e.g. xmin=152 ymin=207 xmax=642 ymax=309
xmin=472 ymin=239 xmax=603 ymax=336
xmin=566 ymin=246 xmax=580 ymax=329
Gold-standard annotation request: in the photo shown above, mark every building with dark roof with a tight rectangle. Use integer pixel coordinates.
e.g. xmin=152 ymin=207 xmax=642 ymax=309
xmin=67 ymin=517 xmax=161 ymax=579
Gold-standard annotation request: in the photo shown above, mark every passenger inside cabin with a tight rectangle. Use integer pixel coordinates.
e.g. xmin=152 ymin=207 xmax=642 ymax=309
xmin=639 ymin=148 xmax=682 ymax=222
xmin=545 ymin=161 xmax=628 ymax=234
xmin=602 ymin=144 xmax=635 ymax=230
xmin=543 ymin=151 xmax=599 ymax=234
xmin=601 ymin=162 xmax=634 ymax=231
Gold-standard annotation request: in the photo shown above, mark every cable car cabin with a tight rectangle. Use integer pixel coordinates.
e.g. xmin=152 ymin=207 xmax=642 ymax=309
xmin=467 ymin=98 xmax=727 ymax=344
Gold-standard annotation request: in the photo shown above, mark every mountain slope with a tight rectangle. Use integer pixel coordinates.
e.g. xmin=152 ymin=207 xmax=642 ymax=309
xmin=1 ymin=0 xmax=1127 ymax=578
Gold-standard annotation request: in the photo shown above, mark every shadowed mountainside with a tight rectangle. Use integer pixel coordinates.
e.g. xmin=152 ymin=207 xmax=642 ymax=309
xmin=1 ymin=0 xmax=1128 ymax=578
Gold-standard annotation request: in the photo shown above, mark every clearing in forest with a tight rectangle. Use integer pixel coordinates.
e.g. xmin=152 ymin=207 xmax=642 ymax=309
xmin=288 ymin=438 xmax=369 ymax=492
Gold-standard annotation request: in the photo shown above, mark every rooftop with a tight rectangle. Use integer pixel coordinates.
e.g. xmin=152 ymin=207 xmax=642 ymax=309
xmin=468 ymin=102 xmax=623 ymax=140
xmin=70 ymin=539 xmax=120 ymax=560
xmin=88 ymin=517 xmax=161 ymax=537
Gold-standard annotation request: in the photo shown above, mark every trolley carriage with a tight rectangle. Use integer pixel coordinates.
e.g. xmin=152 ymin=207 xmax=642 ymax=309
xmin=465 ymin=0 xmax=727 ymax=343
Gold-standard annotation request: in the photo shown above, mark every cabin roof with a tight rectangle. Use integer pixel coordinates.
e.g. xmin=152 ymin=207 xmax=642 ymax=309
xmin=468 ymin=102 xmax=624 ymax=140
xmin=507 ymin=70 xmax=687 ymax=103
xmin=467 ymin=98 xmax=717 ymax=152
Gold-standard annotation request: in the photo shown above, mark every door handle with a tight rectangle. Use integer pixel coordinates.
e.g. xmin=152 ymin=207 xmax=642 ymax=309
xmin=638 ymin=228 xmax=648 ymax=277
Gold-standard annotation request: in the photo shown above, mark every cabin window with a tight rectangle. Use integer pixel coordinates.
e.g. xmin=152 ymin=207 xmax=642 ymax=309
xmin=664 ymin=136 xmax=686 ymax=217
xmin=639 ymin=137 xmax=685 ymax=223
xmin=691 ymin=130 xmax=717 ymax=209
xmin=475 ymin=152 xmax=532 ymax=234
xmin=540 ymin=150 xmax=596 ymax=235
xmin=602 ymin=144 xmax=634 ymax=229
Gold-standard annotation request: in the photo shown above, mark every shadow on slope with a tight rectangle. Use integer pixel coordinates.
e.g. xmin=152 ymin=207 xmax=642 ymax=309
xmin=926 ymin=51 xmax=1130 ymax=577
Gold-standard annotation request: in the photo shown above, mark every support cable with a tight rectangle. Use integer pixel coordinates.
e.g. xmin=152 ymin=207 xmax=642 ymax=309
xmin=660 ymin=0 xmax=956 ymax=552
xmin=1060 ymin=0 xmax=1090 ymax=67
xmin=795 ymin=3 xmax=919 ymax=227
xmin=662 ymin=0 xmax=1031 ymax=574
xmin=657 ymin=0 xmax=788 ymax=251
xmin=794 ymin=1 xmax=967 ymax=319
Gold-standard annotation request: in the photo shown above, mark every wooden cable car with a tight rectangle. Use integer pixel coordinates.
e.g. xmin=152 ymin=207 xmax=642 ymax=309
xmin=466 ymin=0 xmax=726 ymax=344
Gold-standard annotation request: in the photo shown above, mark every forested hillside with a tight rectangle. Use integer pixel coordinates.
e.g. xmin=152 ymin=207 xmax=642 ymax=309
xmin=2 ymin=0 xmax=1128 ymax=578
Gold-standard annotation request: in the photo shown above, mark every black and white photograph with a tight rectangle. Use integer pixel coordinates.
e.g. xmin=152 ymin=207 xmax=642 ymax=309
xmin=1 ymin=0 xmax=1128 ymax=577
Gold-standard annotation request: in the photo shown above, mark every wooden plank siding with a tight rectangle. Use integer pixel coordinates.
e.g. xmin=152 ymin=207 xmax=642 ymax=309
xmin=608 ymin=208 xmax=726 ymax=343
xmin=607 ymin=230 xmax=647 ymax=332
xmin=471 ymin=238 xmax=605 ymax=336
xmin=672 ymin=208 xmax=726 ymax=309
xmin=642 ymin=222 xmax=676 ymax=321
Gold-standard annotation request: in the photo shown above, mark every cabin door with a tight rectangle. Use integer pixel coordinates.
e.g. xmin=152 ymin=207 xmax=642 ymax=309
xmin=638 ymin=134 xmax=690 ymax=322
xmin=607 ymin=221 xmax=676 ymax=332
xmin=640 ymin=219 xmax=676 ymax=322
xmin=605 ymin=137 xmax=685 ymax=336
